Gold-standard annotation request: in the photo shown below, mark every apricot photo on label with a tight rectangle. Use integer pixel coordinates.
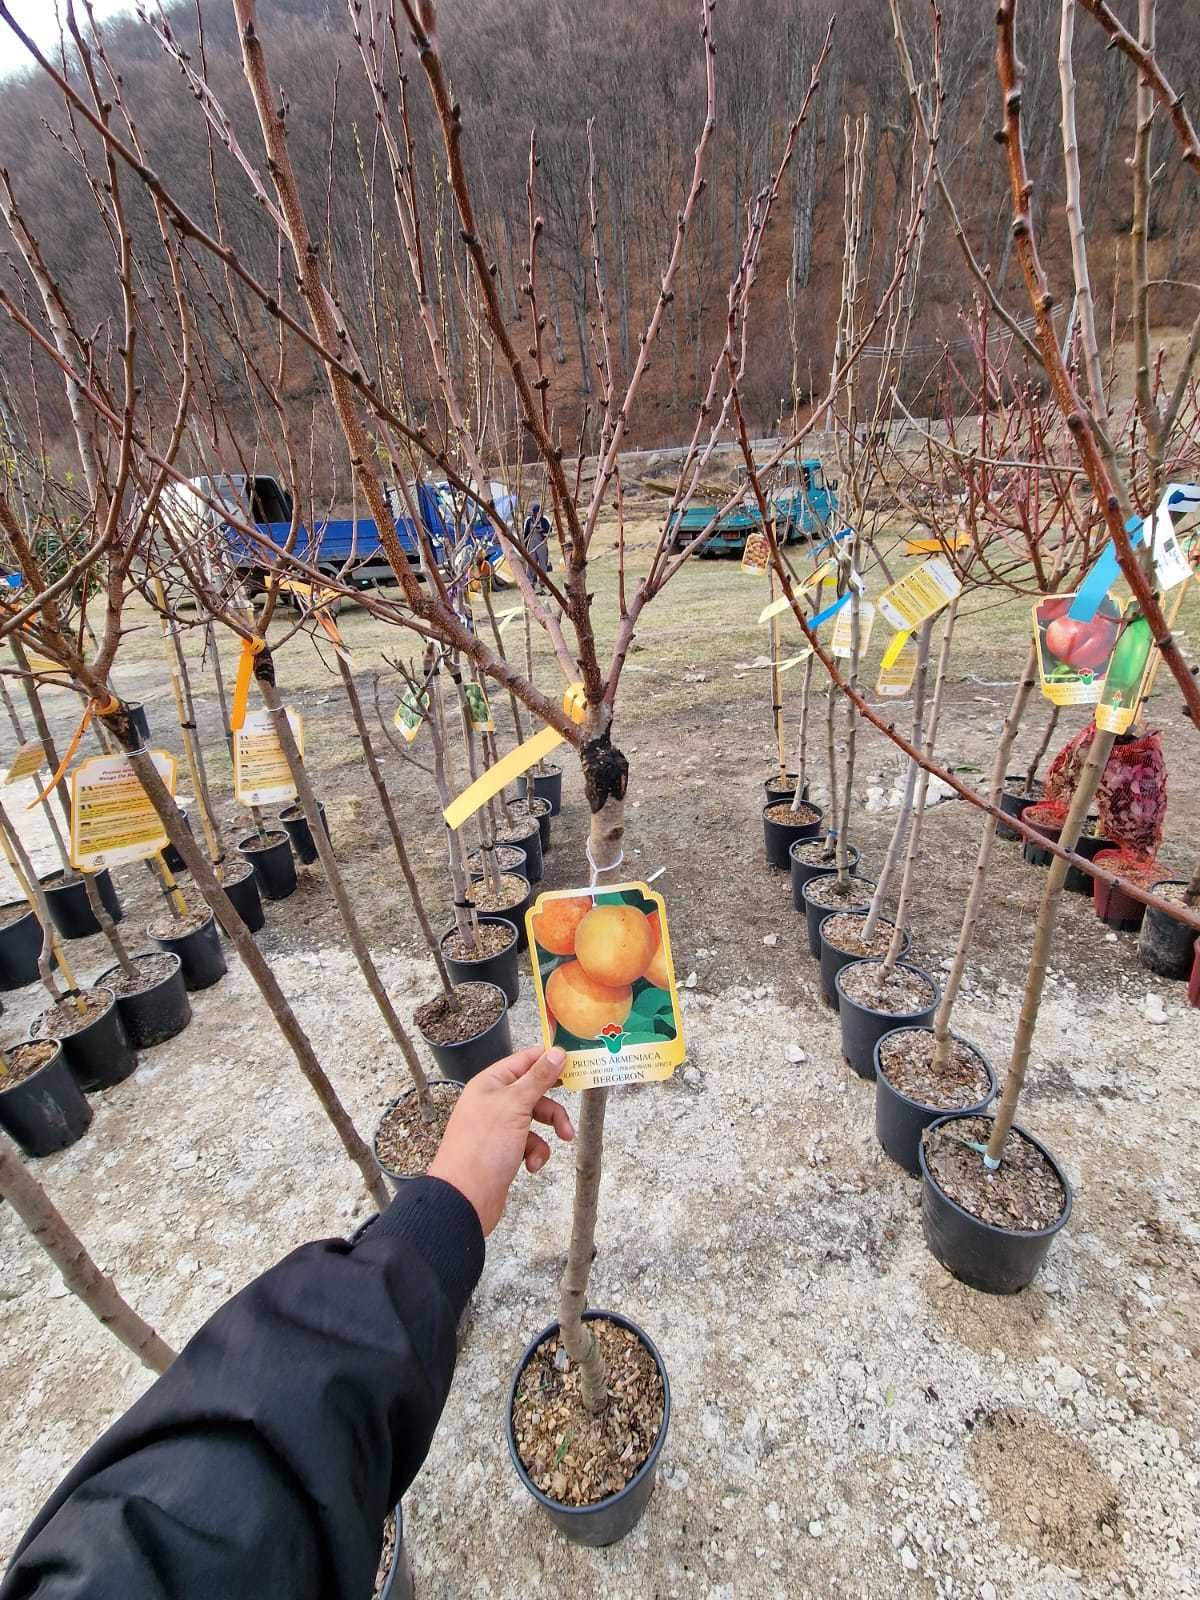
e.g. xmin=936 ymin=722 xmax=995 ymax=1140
xmin=525 ymin=882 xmax=686 ymax=1091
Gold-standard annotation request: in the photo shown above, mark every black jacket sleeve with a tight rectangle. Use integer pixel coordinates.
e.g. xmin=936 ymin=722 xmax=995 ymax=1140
xmin=1 ymin=1176 xmax=484 ymax=1600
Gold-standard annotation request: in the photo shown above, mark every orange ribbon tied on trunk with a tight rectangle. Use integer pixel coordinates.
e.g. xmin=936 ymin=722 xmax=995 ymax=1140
xmin=27 ymin=693 xmax=119 ymax=809
xmin=230 ymin=638 xmax=266 ymax=732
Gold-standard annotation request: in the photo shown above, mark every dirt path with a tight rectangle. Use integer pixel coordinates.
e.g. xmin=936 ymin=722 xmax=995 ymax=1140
xmin=1 ymin=593 xmax=1197 ymax=1597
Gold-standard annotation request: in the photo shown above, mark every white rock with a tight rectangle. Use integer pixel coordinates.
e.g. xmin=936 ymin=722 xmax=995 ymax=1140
xmin=1143 ymin=994 xmax=1168 ymax=1026
xmin=174 ymin=1150 xmax=199 ymax=1170
xmin=808 ymin=1521 xmax=824 ymax=1538
xmin=684 ymin=972 xmax=698 ymax=990
xmin=763 ymin=934 xmax=778 ymax=948
xmin=900 ymin=1545 xmax=919 ymax=1572
xmin=786 ymin=1045 xmax=807 ymax=1064
xmin=981 ymin=1583 xmax=998 ymax=1600
xmin=1054 ymin=1363 xmax=1084 ymax=1397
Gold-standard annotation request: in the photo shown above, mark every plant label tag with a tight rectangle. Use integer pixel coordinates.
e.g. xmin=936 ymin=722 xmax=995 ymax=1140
xmin=741 ymin=527 xmax=770 ymax=574
xmin=393 ymin=688 xmax=429 ymax=743
xmin=1033 ymin=592 xmax=1123 ymax=706
xmin=4 ymin=741 xmax=45 ymax=785
xmin=875 ymin=630 xmax=917 ymax=696
xmin=525 ymin=882 xmax=686 ymax=1091
xmin=831 ymin=599 xmax=875 ymax=659
xmin=1147 ymin=508 xmax=1192 ymax=591
xmin=1094 ymin=615 xmax=1155 ymax=734
xmin=233 ymin=707 xmax=303 ymax=805
xmin=877 ymin=558 xmax=961 ymax=631
xmin=69 ymin=749 xmax=177 ymax=871
xmin=463 ymin=683 xmax=494 ymax=733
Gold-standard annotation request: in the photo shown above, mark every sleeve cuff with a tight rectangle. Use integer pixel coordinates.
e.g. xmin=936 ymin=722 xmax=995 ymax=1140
xmin=361 ymin=1176 xmax=485 ymax=1322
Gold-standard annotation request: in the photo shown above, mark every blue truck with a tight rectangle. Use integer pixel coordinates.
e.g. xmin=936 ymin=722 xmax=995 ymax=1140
xmin=666 ymin=457 xmax=838 ymax=555
xmin=173 ymin=473 xmax=515 ymax=591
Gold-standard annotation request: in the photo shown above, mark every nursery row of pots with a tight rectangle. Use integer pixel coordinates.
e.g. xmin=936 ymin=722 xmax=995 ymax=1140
xmin=762 ymin=773 xmax=1072 ymax=1297
xmin=1005 ymin=774 xmax=1200 ymax=994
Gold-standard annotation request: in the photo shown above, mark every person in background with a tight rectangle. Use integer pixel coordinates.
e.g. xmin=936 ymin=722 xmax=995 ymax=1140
xmin=521 ymin=500 xmax=552 ymax=590
xmin=1 ymin=1046 xmax=573 ymax=1600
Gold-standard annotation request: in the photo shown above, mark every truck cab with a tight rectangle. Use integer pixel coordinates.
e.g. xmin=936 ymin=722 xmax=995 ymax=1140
xmin=773 ymin=458 xmax=838 ymax=542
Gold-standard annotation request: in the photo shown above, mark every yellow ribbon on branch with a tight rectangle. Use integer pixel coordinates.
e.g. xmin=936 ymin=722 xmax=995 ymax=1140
xmin=442 ymin=726 xmax=564 ymax=830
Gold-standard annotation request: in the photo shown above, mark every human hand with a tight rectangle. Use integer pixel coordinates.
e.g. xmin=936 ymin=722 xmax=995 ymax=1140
xmin=427 ymin=1046 xmax=573 ymax=1236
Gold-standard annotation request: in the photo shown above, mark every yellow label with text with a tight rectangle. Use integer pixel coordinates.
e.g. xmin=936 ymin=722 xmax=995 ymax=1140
xmin=233 ymin=708 xmax=304 ymax=806
xmin=70 ymin=750 xmax=177 ymax=871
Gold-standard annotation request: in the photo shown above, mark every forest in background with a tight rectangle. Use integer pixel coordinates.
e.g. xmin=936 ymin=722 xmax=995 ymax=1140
xmin=0 ymin=0 xmax=1197 ymax=476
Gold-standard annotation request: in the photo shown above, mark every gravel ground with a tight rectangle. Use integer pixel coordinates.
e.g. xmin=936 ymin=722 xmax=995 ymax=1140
xmin=0 ymin=613 xmax=1197 ymax=1598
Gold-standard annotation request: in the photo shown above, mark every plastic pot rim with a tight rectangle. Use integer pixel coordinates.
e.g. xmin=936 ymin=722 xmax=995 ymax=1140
xmin=465 ymin=873 xmax=531 ymax=919
xmin=801 ymin=879 xmax=872 ymax=913
xmin=373 ymin=1078 xmax=463 ymax=1182
xmin=819 ymin=911 xmax=899 ymax=957
xmin=30 ymin=985 xmax=118 ymax=1041
xmin=416 ymin=980 xmax=510 ymax=1053
xmin=98 ymin=949 xmax=184 ymax=992
xmin=761 ymin=799 xmax=822 ymax=827
xmin=835 ymin=957 xmax=940 ymax=1022
xmin=0 ymin=1036 xmax=65 ymax=1099
xmin=791 ymin=839 xmax=858 ymax=870
xmin=146 ymin=908 xmax=217 ymax=942
xmin=0 ymin=900 xmax=37 ymax=926
xmin=505 ymin=1308 xmax=671 ymax=1523
xmin=918 ymin=1111 xmax=1074 ymax=1243
xmin=873 ymin=1026 xmax=996 ymax=1117
xmin=236 ymin=830 xmax=291 ymax=851
xmin=439 ymin=917 xmax=518 ymax=963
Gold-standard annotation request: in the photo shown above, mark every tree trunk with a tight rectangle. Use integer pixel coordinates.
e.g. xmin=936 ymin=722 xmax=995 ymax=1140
xmin=556 ymin=720 xmax=630 ymax=1415
xmin=881 ymin=599 xmax=958 ymax=975
xmin=986 ymin=728 xmax=1116 ymax=1165
xmin=930 ymin=642 xmax=1038 ymax=1067
xmin=338 ymin=656 xmax=454 ymax=998
xmin=1024 ymin=702 xmax=1060 ymax=793
xmin=863 ymin=619 xmax=933 ymax=941
xmin=109 ymin=718 xmax=389 ymax=1211
xmin=0 ymin=1134 xmax=175 ymax=1373
xmin=254 ymin=669 xmax=434 ymax=1116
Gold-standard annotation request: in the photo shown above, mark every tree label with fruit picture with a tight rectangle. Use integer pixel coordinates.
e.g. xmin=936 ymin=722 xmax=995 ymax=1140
xmin=525 ymin=882 xmax=686 ymax=1091
xmin=463 ymin=683 xmax=494 ymax=733
xmin=741 ymin=527 xmax=770 ymax=574
xmin=1032 ymin=592 xmax=1123 ymax=705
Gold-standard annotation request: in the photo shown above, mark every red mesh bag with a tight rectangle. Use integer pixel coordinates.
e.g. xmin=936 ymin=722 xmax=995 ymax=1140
xmin=1040 ymin=723 xmax=1097 ymax=819
xmin=1097 ymin=730 xmax=1167 ymax=861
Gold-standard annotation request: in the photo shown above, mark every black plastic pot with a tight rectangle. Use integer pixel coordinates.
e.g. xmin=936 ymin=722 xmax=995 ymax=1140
xmin=126 ymin=701 xmax=151 ymax=741
xmin=1137 ymin=882 xmax=1194 ymax=979
xmin=278 ymin=802 xmax=329 ymax=865
xmin=33 ymin=988 xmax=137 ymax=1093
xmin=996 ymin=776 xmax=1042 ymax=842
xmin=524 ymin=763 xmax=563 ymax=816
xmin=373 ymin=1081 xmax=462 ymax=1193
xmin=161 ymin=809 xmax=195 ymax=875
xmin=790 ymin=841 xmax=859 ymax=910
xmin=0 ymin=903 xmax=50 ymax=991
xmin=379 ymin=1505 xmax=414 ymax=1600
xmin=818 ymin=915 xmax=907 ymax=1009
xmin=1064 ymin=832 xmax=1114 ymax=894
xmin=836 ymin=959 xmax=940 ymax=1079
xmin=441 ymin=916 xmax=520 ymax=1006
xmin=762 ymin=800 xmax=823 ymax=870
xmin=498 ymin=821 xmax=544 ymax=885
xmin=417 ymin=981 xmax=512 ymax=1084
xmin=220 ymin=862 xmax=265 ymax=934
xmin=874 ymin=1029 xmax=997 ymax=1176
xmin=467 ymin=873 xmax=532 ymax=951
xmin=151 ymin=912 xmax=227 ymax=992
xmin=801 ymin=875 xmax=873 ymax=961
xmin=40 ymin=868 xmax=123 ymax=941
xmin=98 ymin=953 xmax=191 ymax=1048
xmin=0 ymin=1041 xmax=92 ymax=1157
xmin=506 ymin=1308 xmax=670 ymax=1547
xmin=919 ymin=1113 xmax=1072 ymax=1294
xmin=765 ymin=771 xmax=808 ymax=806
xmin=237 ymin=830 xmax=297 ymax=901
xmin=528 ymin=797 xmax=553 ymax=854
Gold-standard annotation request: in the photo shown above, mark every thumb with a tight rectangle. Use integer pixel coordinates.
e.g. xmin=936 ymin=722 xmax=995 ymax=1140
xmin=512 ymin=1046 xmax=566 ymax=1107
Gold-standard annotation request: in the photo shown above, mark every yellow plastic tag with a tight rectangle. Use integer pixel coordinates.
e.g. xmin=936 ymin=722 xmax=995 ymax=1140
xmin=443 ymin=726 xmax=564 ymax=830
xmin=880 ymin=628 xmax=912 ymax=671
xmin=4 ymin=741 xmax=44 ymax=786
xmin=230 ymin=638 xmax=264 ymax=732
xmin=758 ymin=594 xmax=793 ymax=625
xmin=563 ymin=683 xmax=589 ymax=725
xmin=69 ymin=750 xmax=178 ymax=871
xmin=877 ymin=558 xmax=962 ymax=631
